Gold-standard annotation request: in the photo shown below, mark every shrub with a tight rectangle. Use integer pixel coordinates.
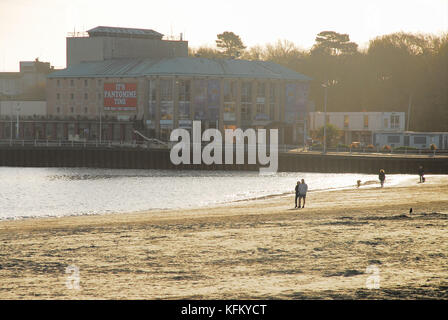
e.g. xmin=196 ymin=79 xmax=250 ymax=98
xmin=350 ymin=143 xmax=360 ymax=149
xmin=337 ymin=143 xmax=350 ymax=149
xmin=430 ymin=143 xmax=437 ymax=150
xmin=382 ymin=145 xmax=391 ymax=151
xmin=367 ymin=144 xmax=375 ymax=150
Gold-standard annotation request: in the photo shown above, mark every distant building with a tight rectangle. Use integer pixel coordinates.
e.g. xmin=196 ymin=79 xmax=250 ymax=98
xmin=0 ymin=59 xmax=55 ymax=100
xmin=309 ymin=112 xmax=405 ymax=145
xmin=374 ymin=131 xmax=448 ymax=149
xmin=46 ymin=26 xmax=312 ymax=144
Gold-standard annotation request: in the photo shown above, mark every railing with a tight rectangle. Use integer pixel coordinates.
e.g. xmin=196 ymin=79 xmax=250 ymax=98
xmin=307 ymin=145 xmax=448 ymax=156
xmin=0 ymin=139 xmax=301 ymax=153
xmin=0 ymin=139 xmax=152 ymax=149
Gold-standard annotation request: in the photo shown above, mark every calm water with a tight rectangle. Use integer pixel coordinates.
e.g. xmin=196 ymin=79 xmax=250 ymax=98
xmin=0 ymin=167 xmax=416 ymax=220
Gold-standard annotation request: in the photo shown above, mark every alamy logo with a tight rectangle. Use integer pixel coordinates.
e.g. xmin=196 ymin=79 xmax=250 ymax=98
xmin=65 ymin=265 xmax=81 ymax=290
xmin=170 ymin=121 xmax=278 ymax=174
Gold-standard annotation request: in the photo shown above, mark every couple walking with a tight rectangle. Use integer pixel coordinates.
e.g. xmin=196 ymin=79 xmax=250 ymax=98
xmin=294 ymin=179 xmax=308 ymax=208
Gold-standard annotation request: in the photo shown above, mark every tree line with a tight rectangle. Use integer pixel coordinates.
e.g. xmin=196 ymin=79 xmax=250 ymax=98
xmin=189 ymin=31 xmax=448 ymax=132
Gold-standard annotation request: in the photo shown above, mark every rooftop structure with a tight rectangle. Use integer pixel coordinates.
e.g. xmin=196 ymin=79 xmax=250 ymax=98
xmin=87 ymin=26 xmax=164 ymax=40
xmin=67 ymin=26 xmax=188 ymax=67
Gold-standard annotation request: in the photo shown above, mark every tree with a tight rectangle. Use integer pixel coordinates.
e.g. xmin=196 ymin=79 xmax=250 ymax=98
xmin=240 ymin=45 xmax=265 ymax=61
xmin=189 ymin=46 xmax=224 ymax=59
xmin=264 ymin=40 xmax=307 ymax=67
xmin=315 ymin=123 xmax=341 ymax=147
xmin=311 ymin=31 xmax=358 ymax=56
xmin=216 ymin=31 xmax=246 ymax=58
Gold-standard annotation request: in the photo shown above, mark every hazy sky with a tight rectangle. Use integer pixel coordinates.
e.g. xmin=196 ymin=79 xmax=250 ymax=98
xmin=0 ymin=0 xmax=447 ymax=71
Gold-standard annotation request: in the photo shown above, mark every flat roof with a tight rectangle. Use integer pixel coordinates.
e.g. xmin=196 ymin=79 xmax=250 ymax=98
xmin=47 ymin=57 xmax=312 ymax=81
xmin=87 ymin=26 xmax=164 ymax=40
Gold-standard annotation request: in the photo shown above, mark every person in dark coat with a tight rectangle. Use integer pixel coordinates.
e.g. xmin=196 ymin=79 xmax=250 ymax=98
xmin=418 ymin=165 xmax=425 ymax=183
xmin=379 ymin=169 xmax=386 ymax=187
xmin=295 ymin=181 xmax=301 ymax=208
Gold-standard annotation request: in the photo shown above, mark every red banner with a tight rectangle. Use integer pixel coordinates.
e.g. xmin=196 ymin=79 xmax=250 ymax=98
xmin=104 ymin=83 xmax=137 ymax=111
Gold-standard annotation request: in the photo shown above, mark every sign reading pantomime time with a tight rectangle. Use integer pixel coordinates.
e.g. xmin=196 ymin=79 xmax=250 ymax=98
xmin=104 ymin=83 xmax=137 ymax=111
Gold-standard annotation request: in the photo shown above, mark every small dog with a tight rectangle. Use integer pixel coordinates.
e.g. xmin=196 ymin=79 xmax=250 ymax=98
xmin=357 ymin=180 xmax=361 ymax=188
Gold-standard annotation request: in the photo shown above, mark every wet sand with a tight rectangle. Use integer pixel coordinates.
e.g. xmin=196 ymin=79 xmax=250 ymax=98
xmin=0 ymin=176 xmax=447 ymax=299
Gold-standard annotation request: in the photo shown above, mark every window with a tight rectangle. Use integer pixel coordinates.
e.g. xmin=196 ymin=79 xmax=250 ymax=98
xmin=384 ymin=118 xmax=389 ymax=128
xmin=84 ymin=79 xmax=88 ymax=87
xmin=391 ymin=115 xmax=400 ymax=129
xmin=57 ymin=93 xmax=60 ymax=100
xmin=70 ymin=107 xmax=74 ymax=113
xmin=70 ymin=93 xmax=74 ymax=100
xmin=84 ymin=107 xmax=88 ymax=114
xmin=387 ymin=135 xmax=400 ymax=143
xmin=363 ymin=115 xmax=369 ymax=128
xmin=178 ymin=79 xmax=191 ymax=101
xmin=56 ymin=107 xmax=60 ymax=113
xmin=98 ymin=93 xmax=102 ymax=100
xmin=241 ymin=104 xmax=252 ymax=121
xmin=344 ymin=115 xmax=349 ymax=128
xmin=223 ymin=80 xmax=236 ymax=102
xmin=414 ymin=136 xmax=427 ymax=144
xmin=241 ymin=82 xmax=252 ymax=121
xmin=257 ymin=82 xmax=265 ymax=97
xmin=57 ymin=80 xmax=60 ymax=87
xmin=97 ymin=79 xmax=102 ymax=86
xmin=160 ymin=79 xmax=173 ymax=101
xmin=84 ymin=93 xmax=88 ymax=100
xmin=70 ymin=79 xmax=74 ymax=86
xmin=241 ymin=82 xmax=252 ymax=103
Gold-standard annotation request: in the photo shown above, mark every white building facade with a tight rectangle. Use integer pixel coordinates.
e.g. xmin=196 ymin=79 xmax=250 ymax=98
xmin=373 ymin=132 xmax=448 ymax=149
xmin=308 ymin=112 xmax=405 ymax=145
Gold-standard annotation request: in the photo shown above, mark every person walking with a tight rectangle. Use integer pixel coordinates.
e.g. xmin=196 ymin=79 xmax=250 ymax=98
xmin=294 ymin=181 xmax=301 ymax=208
xmin=418 ymin=165 xmax=425 ymax=183
xmin=379 ymin=169 xmax=386 ymax=187
xmin=298 ymin=178 xmax=308 ymax=208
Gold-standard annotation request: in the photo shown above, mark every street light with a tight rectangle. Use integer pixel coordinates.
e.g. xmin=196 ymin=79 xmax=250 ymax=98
xmin=321 ymin=82 xmax=328 ymax=154
xmin=15 ymin=102 xmax=21 ymax=139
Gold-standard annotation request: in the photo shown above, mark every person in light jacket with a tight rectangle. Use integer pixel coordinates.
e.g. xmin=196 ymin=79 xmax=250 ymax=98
xmin=298 ymin=179 xmax=308 ymax=208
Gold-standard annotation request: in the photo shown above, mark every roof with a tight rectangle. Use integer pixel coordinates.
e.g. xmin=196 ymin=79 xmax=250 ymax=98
xmin=47 ymin=57 xmax=312 ymax=81
xmin=87 ymin=26 xmax=163 ymax=40
xmin=0 ymin=72 xmax=21 ymax=79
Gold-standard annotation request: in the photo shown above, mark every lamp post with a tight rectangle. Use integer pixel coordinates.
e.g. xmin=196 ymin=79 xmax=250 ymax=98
xmin=321 ymin=83 xmax=328 ymax=154
xmin=99 ymin=108 xmax=102 ymax=144
xmin=15 ymin=102 xmax=20 ymax=139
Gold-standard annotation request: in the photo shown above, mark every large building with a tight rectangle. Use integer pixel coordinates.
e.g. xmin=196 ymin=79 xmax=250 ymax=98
xmin=46 ymin=26 xmax=312 ymax=144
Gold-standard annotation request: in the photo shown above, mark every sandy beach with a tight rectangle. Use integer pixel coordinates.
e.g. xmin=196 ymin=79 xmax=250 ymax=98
xmin=0 ymin=176 xmax=447 ymax=299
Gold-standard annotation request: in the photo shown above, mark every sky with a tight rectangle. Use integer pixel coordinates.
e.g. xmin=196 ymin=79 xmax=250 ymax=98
xmin=0 ymin=0 xmax=447 ymax=71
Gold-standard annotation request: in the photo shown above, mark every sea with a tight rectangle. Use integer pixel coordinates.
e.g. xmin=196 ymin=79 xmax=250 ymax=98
xmin=0 ymin=167 xmax=418 ymax=220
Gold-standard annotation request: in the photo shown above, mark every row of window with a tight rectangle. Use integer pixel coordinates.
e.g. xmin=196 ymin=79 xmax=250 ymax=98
xmin=57 ymin=93 xmax=102 ymax=100
xmin=149 ymin=80 xmax=280 ymax=103
xmin=387 ymin=136 xmax=427 ymax=144
xmin=56 ymin=78 xmax=103 ymax=88
xmin=325 ymin=115 xmax=401 ymax=129
xmin=55 ymin=106 xmax=90 ymax=114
